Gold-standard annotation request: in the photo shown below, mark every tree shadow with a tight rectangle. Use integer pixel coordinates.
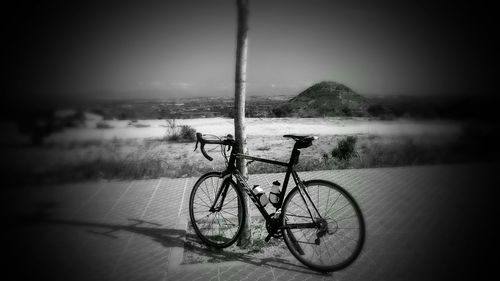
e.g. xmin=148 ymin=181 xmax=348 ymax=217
xmin=15 ymin=202 xmax=329 ymax=277
xmin=182 ymin=232 xmax=323 ymax=275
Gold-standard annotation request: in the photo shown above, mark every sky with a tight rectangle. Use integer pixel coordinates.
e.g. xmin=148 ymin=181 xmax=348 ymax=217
xmin=3 ymin=0 xmax=496 ymax=102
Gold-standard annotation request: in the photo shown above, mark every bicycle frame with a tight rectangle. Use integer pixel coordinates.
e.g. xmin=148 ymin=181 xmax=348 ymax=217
xmin=192 ymin=133 xmax=365 ymax=271
xmin=209 ymin=143 xmax=322 ymax=225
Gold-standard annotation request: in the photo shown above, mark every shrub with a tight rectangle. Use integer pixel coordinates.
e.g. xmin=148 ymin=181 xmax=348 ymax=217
xmin=272 ymin=104 xmax=293 ymax=117
xmin=168 ymin=133 xmax=180 ymax=142
xmin=341 ymin=106 xmax=353 ymax=116
xmin=165 ymin=124 xmax=196 ymax=142
xmin=332 ymin=136 xmax=358 ymax=161
xmin=271 ymin=106 xmax=286 ymax=117
xmin=179 ymin=125 xmax=196 ymax=142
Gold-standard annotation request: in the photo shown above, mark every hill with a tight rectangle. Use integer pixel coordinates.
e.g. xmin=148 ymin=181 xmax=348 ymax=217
xmin=272 ymin=81 xmax=369 ymax=117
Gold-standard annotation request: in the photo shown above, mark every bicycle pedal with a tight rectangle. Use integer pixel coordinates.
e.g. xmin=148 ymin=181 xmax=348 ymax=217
xmin=264 ymin=233 xmax=273 ymax=242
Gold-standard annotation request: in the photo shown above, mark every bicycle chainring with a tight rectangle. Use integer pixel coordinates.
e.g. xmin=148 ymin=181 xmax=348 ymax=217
xmin=266 ymin=213 xmax=283 ymax=239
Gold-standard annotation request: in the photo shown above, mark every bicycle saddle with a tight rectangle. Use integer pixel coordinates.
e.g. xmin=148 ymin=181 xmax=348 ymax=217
xmin=283 ymin=135 xmax=318 ymax=149
xmin=283 ymin=134 xmax=318 ymax=141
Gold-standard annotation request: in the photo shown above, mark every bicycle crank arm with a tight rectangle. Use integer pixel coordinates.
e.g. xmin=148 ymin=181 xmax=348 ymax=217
xmin=264 ymin=233 xmax=273 ymax=242
xmin=285 ymin=228 xmax=305 ymax=255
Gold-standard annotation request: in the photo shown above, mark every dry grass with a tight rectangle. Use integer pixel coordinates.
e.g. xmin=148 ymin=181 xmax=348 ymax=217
xmin=182 ymin=216 xmax=291 ymax=265
xmin=3 ymin=127 xmax=492 ymax=186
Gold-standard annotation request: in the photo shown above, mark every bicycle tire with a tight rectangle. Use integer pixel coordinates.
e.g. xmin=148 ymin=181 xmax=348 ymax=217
xmin=281 ymin=179 xmax=365 ymax=272
xmin=189 ymin=172 xmax=245 ymax=248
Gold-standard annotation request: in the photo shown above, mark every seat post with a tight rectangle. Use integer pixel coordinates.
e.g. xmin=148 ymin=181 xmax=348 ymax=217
xmin=289 ymin=145 xmax=301 ymax=166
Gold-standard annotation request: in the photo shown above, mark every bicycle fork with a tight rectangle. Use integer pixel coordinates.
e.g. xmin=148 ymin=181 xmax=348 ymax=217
xmin=208 ymin=177 xmax=232 ymax=213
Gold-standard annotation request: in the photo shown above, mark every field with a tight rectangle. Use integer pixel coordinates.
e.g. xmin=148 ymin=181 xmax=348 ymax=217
xmin=1 ymin=117 xmax=491 ymax=186
xmin=45 ymin=117 xmax=461 ymax=141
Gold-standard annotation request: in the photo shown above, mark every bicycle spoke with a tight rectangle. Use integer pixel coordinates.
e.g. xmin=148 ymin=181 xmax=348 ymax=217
xmin=218 ymin=213 xmax=237 ymax=238
xmin=192 ymin=201 xmax=211 ymax=208
xmin=333 ymin=231 xmax=359 ymax=243
xmin=324 ymin=243 xmax=334 ymax=264
xmin=207 ymin=210 xmax=216 ymax=236
xmin=192 ymin=210 xmax=213 ymax=214
xmin=285 ymin=213 xmax=313 ymax=219
xmin=296 ymin=240 xmax=319 ymax=245
xmin=325 ymin=186 xmax=331 ymax=216
xmin=333 ymin=233 xmax=357 ymax=248
xmin=281 ymin=181 xmax=364 ymax=271
xmin=198 ymin=213 xmax=214 ymax=234
xmin=216 ymin=213 xmax=222 ymax=240
xmin=223 ymin=195 xmax=238 ymax=206
xmin=197 ymin=183 xmax=214 ymax=206
xmin=209 ymin=177 xmax=217 ymax=204
xmin=191 ymin=170 xmax=364 ymax=270
xmin=195 ymin=195 xmax=212 ymax=210
xmin=336 ymin=227 xmax=360 ymax=230
xmin=218 ymin=213 xmax=237 ymax=227
xmin=316 ymin=186 xmax=320 ymax=212
xmin=202 ymin=181 xmax=214 ymax=205
xmin=210 ymin=177 xmax=216 ymax=200
xmin=329 ymin=239 xmax=346 ymax=261
xmin=292 ymin=226 xmax=316 ymax=244
xmin=293 ymin=230 xmax=315 ymax=245
xmin=190 ymin=174 xmax=244 ymax=248
xmin=220 ymin=210 xmax=238 ymax=217
xmin=329 ymin=203 xmax=351 ymax=216
xmin=291 ymin=199 xmax=309 ymax=215
xmin=328 ymin=214 xmax=358 ymax=222
xmin=325 ymin=192 xmax=341 ymax=216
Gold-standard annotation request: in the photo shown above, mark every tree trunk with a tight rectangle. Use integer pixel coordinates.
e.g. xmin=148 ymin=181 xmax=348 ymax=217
xmin=234 ymin=0 xmax=251 ymax=247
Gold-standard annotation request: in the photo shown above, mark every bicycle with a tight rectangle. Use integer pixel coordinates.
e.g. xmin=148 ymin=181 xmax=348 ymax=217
xmin=189 ymin=132 xmax=365 ymax=272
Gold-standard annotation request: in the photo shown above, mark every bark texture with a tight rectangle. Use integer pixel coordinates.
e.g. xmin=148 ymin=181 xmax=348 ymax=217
xmin=234 ymin=0 xmax=251 ymax=247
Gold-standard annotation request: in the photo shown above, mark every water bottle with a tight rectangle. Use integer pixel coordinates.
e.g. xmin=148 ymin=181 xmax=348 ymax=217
xmin=269 ymin=180 xmax=281 ymax=207
xmin=252 ymin=185 xmax=269 ymax=207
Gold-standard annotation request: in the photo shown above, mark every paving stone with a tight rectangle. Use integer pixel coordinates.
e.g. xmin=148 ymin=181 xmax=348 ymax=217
xmin=4 ymin=164 xmax=496 ymax=281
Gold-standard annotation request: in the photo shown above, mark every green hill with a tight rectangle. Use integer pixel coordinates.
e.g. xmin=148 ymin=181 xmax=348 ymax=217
xmin=272 ymin=81 xmax=368 ymax=117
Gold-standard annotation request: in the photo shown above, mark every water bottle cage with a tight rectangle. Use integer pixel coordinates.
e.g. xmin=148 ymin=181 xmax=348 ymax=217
xmin=269 ymin=191 xmax=280 ymax=208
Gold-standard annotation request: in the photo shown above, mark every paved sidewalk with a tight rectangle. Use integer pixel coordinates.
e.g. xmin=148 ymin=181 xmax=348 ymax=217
xmin=3 ymin=164 xmax=496 ymax=281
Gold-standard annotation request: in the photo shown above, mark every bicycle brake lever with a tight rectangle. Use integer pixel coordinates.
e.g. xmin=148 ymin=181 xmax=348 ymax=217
xmin=194 ymin=140 xmax=199 ymax=152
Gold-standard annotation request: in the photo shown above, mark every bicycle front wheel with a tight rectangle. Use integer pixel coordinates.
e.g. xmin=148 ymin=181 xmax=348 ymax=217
xmin=282 ymin=180 xmax=365 ymax=272
xmin=189 ymin=172 xmax=245 ymax=248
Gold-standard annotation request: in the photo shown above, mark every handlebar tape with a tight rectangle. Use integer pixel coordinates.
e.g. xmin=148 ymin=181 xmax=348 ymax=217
xmin=196 ymin=132 xmax=213 ymax=161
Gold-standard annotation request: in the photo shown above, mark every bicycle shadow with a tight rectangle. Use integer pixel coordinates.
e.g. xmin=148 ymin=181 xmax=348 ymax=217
xmin=14 ymin=201 xmax=329 ymax=277
xmin=182 ymin=231 xmax=323 ymax=275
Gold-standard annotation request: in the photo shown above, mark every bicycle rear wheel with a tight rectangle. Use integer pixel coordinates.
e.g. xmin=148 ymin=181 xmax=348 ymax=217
xmin=281 ymin=180 xmax=365 ymax=272
xmin=189 ymin=172 xmax=245 ymax=248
